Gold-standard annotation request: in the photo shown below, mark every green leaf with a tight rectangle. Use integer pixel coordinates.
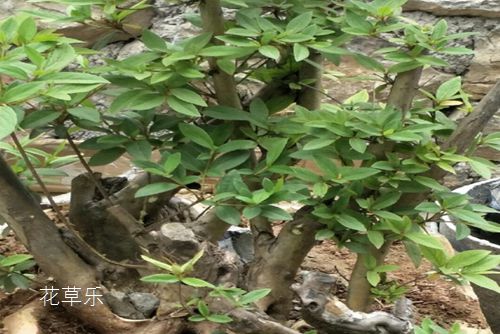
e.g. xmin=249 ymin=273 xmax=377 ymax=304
xmin=239 ymin=288 xmax=271 ymax=305
xmin=260 ymin=137 xmax=288 ymax=166
xmin=167 ymin=95 xmax=200 ymax=117
xmin=353 ymin=53 xmax=385 ymax=72
xmin=199 ymin=46 xmax=256 ymax=58
xmin=18 ymin=17 xmax=37 ymax=43
xmin=209 ymin=151 xmax=250 ymax=175
xmin=286 ymin=12 xmax=313 ymax=32
xmin=67 ymin=107 xmax=101 ymax=123
xmin=216 ymin=206 xmax=241 ymax=225
xmin=312 ymin=182 xmax=328 ymax=198
xmin=416 ymin=55 xmax=448 ymax=67
xmin=126 ymin=140 xmax=152 ymax=161
xmin=39 ymin=72 xmax=109 ymax=84
xmin=388 ymin=61 xmax=421 ymax=73
xmin=0 ymin=254 xmax=33 ymax=267
xmin=464 ymin=254 xmax=500 ymax=272
xmin=372 ymin=192 xmax=401 ymax=210
xmin=163 ymin=152 xmax=182 ymax=174
xmin=406 ymin=232 xmax=443 ymax=249
xmin=462 ymin=274 xmax=500 ymax=293
xmin=259 ymin=45 xmax=280 ymax=60
xmin=170 ymin=88 xmax=207 ymax=107
xmin=179 ymin=123 xmax=214 ymax=149
xmin=316 ymin=229 xmax=334 ymax=240
xmin=344 ymin=89 xmax=369 ymax=104
xmin=469 ymin=159 xmax=492 ymax=179
xmin=2 ymin=82 xmax=45 ymax=103
xmin=140 ymin=274 xmax=179 ymax=283
xmin=432 ymin=19 xmax=447 ymax=40
xmin=141 ymin=255 xmax=172 ymax=271
xmin=0 ymin=106 xmax=18 ymax=140
xmin=206 ymin=314 xmax=233 ymax=323
xmin=436 ymin=77 xmax=461 ymax=101
xmin=181 ymin=277 xmax=215 ymax=288
xmin=261 ymin=205 xmax=293 ymax=221
xmin=20 ymin=110 xmax=60 ymax=129
xmin=198 ymin=301 xmax=210 ymax=317
xmin=217 ymin=140 xmax=256 ymax=153
xmin=303 ymin=138 xmax=335 ymax=150
xmin=349 ymin=138 xmax=367 ymax=153
xmin=447 ymin=250 xmax=491 ymax=270
xmin=293 ymin=43 xmax=309 ymax=62
xmin=44 ymin=44 xmax=76 ymax=73
xmin=243 ymin=206 xmax=261 ymax=219
xmin=414 ymin=176 xmax=448 ymax=191
xmin=88 ymin=147 xmax=126 ymax=166
xmin=135 ymin=182 xmax=178 ymax=198
xmin=338 ymin=167 xmax=379 ymax=181
xmin=9 ymin=274 xmax=31 ymax=290
xmin=142 ymin=30 xmax=168 ymax=51
xmin=335 ymin=214 xmax=366 ymax=231
xmin=367 ymin=230 xmax=384 ymax=249
xmin=415 ymin=202 xmax=441 ymax=214
xmin=188 ymin=315 xmax=206 ymax=322
xmin=216 ymin=58 xmax=236 ymax=75
xmin=455 ymin=223 xmax=471 ymax=240
xmin=367 ymin=271 xmax=381 ymax=286
xmin=403 ymin=240 xmax=422 ymax=267
xmin=448 ymin=208 xmax=486 ymax=225
xmin=440 ymin=47 xmax=474 ymax=55
xmin=24 ymin=45 xmax=44 ymax=68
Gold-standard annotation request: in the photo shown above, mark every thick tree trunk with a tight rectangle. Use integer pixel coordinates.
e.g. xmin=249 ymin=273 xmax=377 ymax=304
xmin=346 ymin=245 xmax=391 ymax=312
xmin=246 ymin=207 xmax=321 ymax=319
xmin=0 ymin=156 xmax=138 ymax=333
xmin=349 ymin=67 xmax=425 ymax=311
xmin=200 ymin=0 xmax=242 ymax=109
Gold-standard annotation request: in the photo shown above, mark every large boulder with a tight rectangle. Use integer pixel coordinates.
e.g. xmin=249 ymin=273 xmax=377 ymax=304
xmin=404 ymin=0 xmax=500 ymax=18
xmin=463 ymin=31 xmax=500 ymax=100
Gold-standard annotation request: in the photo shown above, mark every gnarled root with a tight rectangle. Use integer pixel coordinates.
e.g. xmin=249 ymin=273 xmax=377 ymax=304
xmin=292 ymin=271 xmax=413 ymax=334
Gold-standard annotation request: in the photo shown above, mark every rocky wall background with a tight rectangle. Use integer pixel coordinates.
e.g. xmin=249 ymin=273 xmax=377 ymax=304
xmin=1 ymin=0 xmax=499 ymax=184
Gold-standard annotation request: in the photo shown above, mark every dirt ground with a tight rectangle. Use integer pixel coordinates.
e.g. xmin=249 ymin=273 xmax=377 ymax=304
xmin=0 ymin=226 xmax=488 ymax=334
xmin=303 ymin=240 xmax=488 ymax=329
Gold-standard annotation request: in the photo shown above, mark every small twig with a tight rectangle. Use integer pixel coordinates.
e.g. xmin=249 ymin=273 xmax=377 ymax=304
xmin=300 ymin=83 xmax=342 ymax=104
xmin=11 ymin=134 xmax=147 ymax=270
xmin=236 ymin=59 xmax=268 ymax=85
xmin=65 ymin=131 xmax=114 ymax=205
xmin=10 ymin=133 xmax=68 ymax=225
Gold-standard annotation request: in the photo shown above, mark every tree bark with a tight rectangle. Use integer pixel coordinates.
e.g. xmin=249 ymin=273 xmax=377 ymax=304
xmin=246 ymin=207 xmax=321 ymax=319
xmin=0 ymin=155 xmax=138 ymax=333
xmin=199 ymin=0 xmax=242 ymax=109
xmin=293 ymin=271 xmax=413 ymax=334
xmin=298 ymin=52 xmax=324 ymax=110
xmin=346 ymin=245 xmax=391 ymax=312
xmin=386 ymin=67 xmax=423 ymax=115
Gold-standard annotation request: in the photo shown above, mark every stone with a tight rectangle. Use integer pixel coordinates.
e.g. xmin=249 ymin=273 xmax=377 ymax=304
xmin=104 ymin=290 xmax=145 ymax=319
xmin=3 ymin=301 xmax=43 ymax=334
xmin=128 ymin=292 xmax=160 ymax=318
xmin=219 ymin=226 xmax=255 ymax=264
xmin=404 ymin=0 xmax=500 ymax=19
xmin=464 ymin=31 xmax=500 ymax=100
xmin=160 ymin=222 xmax=200 ymax=260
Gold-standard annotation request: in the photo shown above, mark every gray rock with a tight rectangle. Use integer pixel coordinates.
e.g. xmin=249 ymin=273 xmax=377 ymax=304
xmin=404 ymin=0 xmax=500 ymax=18
xmin=220 ymin=226 xmax=254 ymax=264
xmin=104 ymin=290 xmax=145 ymax=319
xmin=128 ymin=292 xmax=160 ymax=318
xmin=160 ymin=222 xmax=200 ymax=260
